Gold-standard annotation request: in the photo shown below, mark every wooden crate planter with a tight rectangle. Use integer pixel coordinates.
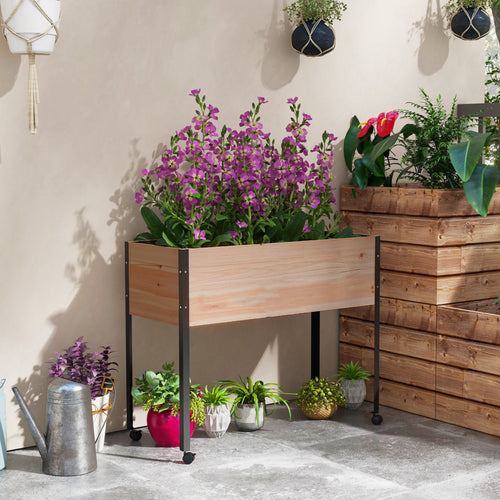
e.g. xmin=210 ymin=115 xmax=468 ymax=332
xmin=339 ymin=185 xmax=500 ymax=436
xmin=126 ymin=235 xmax=382 ymax=460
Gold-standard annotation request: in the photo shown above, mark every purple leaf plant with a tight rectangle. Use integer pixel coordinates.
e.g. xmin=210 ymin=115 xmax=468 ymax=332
xmin=48 ymin=337 xmax=117 ymax=399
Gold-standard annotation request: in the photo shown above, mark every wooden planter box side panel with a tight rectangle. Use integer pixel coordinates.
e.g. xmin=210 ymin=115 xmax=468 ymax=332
xmin=340 ymin=185 xmax=500 ymax=217
xmin=128 ymin=243 xmax=179 ymax=325
xmin=437 ymin=335 xmax=500 ymax=376
xmin=462 ymin=243 xmax=500 ymax=273
xmin=188 ymin=238 xmax=376 ymax=326
xmin=340 ymin=317 xmax=436 ymax=361
xmin=437 ymin=302 xmax=500 ymax=345
xmin=340 ymin=298 xmax=437 ymax=332
xmin=436 ymin=394 xmax=500 ymax=437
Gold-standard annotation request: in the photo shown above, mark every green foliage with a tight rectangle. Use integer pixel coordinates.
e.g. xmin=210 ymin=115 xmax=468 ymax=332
xmin=446 ymin=0 xmax=500 ymax=17
xmin=131 ymin=361 xmax=205 ymax=426
xmin=201 ymin=385 xmax=232 ymax=407
xmin=218 ymin=376 xmax=293 ymax=426
xmin=284 ymin=0 xmax=347 ymax=25
xmin=485 ymin=52 xmax=500 ymax=166
xmin=336 ymin=361 xmax=371 ymax=381
xmin=296 ymin=377 xmax=346 ymax=413
xmin=398 ymin=89 xmax=475 ymax=189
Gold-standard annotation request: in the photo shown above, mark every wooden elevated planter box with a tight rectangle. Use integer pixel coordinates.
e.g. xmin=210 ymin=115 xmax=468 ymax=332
xmin=339 ymin=185 xmax=500 ymax=437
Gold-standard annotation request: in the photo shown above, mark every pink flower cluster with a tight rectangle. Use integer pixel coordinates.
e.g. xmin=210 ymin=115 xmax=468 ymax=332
xmin=136 ymin=90 xmax=340 ymax=247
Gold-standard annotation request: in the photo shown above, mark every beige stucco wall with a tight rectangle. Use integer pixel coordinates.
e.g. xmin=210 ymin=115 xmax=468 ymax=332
xmin=0 ymin=0 xmax=485 ymax=450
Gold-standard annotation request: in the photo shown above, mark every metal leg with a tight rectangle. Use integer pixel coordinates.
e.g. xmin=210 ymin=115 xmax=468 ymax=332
xmin=178 ymin=250 xmax=195 ymax=464
xmin=372 ymin=236 xmax=383 ymax=425
xmin=311 ymin=311 xmax=320 ymax=379
xmin=125 ymin=242 xmax=142 ymax=441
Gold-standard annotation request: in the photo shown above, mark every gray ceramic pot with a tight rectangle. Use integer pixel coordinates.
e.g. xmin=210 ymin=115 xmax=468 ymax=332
xmin=234 ymin=403 xmax=264 ymax=431
xmin=340 ymin=379 xmax=366 ymax=410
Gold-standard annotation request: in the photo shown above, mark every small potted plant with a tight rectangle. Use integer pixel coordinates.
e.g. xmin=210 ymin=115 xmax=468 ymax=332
xmin=201 ymin=385 xmax=232 ymax=438
xmin=446 ymin=0 xmax=498 ymax=40
xmin=336 ymin=361 xmax=371 ymax=410
xmin=284 ymin=0 xmax=347 ymax=56
xmin=131 ymin=362 xmax=205 ymax=447
xmin=218 ymin=376 xmax=292 ymax=431
xmin=48 ymin=336 xmax=117 ymax=452
xmin=296 ymin=377 xmax=346 ymax=419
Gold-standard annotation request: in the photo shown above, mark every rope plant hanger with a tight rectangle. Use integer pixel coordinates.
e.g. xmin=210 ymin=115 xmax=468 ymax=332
xmin=0 ymin=0 xmax=61 ymax=134
xmin=450 ymin=1 xmax=491 ymax=40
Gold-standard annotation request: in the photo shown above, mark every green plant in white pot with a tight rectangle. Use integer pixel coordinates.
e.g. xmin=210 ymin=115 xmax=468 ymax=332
xmin=201 ymin=385 xmax=232 ymax=438
xmin=218 ymin=377 xmax=292 ymax=431
xmin=336 ymin=361 xmax=371 ymax=410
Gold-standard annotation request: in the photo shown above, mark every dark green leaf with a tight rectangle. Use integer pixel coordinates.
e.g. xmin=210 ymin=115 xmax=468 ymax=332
xmin=463 ymin=165 xmax=500 ymax=217
xmin=343 ymin=116 xmax=361 ymax=170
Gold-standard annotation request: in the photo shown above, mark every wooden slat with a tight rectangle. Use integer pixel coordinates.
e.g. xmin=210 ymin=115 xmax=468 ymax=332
xmin=437 ymin=335 xmax=500 ymax=376
xmin=128 ymin=243 xmax=179 ymax=325
xmin=437 ymin=301 xmax=500 ymax=344
xmin=436 ymin=394 xmax=500 ymax=437
xmin=436 ymin=365 xmax=500 ymax=407
xmin=462 ymin=243 xmax=500 ymax=273
xmin=339 ymin=344 xmax=436 ymax=390
xmin=381 ymin=270 xmax=500 ymax=305
xmin=339 ymin=317 xmax=436 ymax=361
xmin=188 ymin=237 xmax=376 ymax=326
xmin=340 ymin=298 xmax=437 ymax=332
xmin=340 ymin=185 xmax=500 ymax=217
xmin=342 ymin=212 xmax=500 ymax=247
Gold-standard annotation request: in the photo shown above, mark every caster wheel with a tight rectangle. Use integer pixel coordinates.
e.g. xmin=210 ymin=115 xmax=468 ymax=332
xmin=183 ymin=452 xmax=196 ymax=464
xmin=371 ymin=414 xmax=383 ymax=425
xmin=129 ymin=429 xmax=142 ymax=441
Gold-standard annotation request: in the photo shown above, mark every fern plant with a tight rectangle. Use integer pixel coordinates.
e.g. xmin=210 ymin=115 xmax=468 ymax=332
xmin=397 ymin=89 xmax=475 ymax=189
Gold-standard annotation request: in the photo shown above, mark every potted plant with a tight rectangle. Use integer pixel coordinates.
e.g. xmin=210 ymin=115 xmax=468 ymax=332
xmin=296 ymin=377 xmax=346 ymax=419
xmin=131 ymin=362 xmax=205 ymax=447
xmin=48 ymin=337 xmax=117 ymax=452
xmin=336 ymin=361 xmax=370 ymax=410
xmin=218 ymin=376 xmax=292 ymax=431
xmin=201 ymin=385 xmax=232 ymax=438
xmin=446 ymin=1 xmax=499 ymax=40
xmin=283 ymin=0 xmax=347 ymax=56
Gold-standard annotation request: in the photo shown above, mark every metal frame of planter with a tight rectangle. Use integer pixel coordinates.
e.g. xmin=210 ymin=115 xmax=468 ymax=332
xmin=124 ymin=236 xmax=381 ymax=464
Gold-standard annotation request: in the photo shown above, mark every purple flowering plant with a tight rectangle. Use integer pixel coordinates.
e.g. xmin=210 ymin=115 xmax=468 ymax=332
xmin=48 ymin=337 xmax=117 ymax=400
xmin=135 ymin=90 xmax=348 ymax=247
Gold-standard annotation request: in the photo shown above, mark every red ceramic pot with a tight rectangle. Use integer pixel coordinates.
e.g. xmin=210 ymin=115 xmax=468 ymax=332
xmin=147 ymin=407 xmax=196 ymax=447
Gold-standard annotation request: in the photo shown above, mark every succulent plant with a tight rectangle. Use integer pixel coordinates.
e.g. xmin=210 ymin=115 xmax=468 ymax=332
xmin=336 ymin=361 xmax=371 ymax=381
xmin=296 ymin=377 xmax=346 ymax=414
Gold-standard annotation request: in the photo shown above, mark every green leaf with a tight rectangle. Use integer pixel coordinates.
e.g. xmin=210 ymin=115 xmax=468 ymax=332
xmin=352 ymin=159 xmax=369 ymax=189
xmin=463 ymin=165 xmax=500 ymax=217
xmin=343 ymin=116 xmax=361 ymax=170
xmin=449 ymin=132 xmax=490 ymax=182
xmin=208 ymin=233 xmax=236 ymax=247
xmin=145 ymin=371 xmax=159 ymax=386
xmin=369 ymin=132 xmax=400 ymax=164
xmin=333 ymin=226 xmax=355 ymax=239
xmin=283 ymin=211 xmax=307 ymax=241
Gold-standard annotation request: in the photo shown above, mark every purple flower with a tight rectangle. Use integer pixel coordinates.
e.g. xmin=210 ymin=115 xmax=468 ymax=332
xmin=303 ymin=223 xmax=311 ymax=233
xmin=228 ymin=231 xmax=238 ymax=239
xmin=194 ymin=228 xmax=206 ymax=240
xmin=236 ymin=221 xmax=248 ymax=228
xmin=189 ymin=89 xmax=201 ymax=96
xmin=287 ymin=97 xmax=298 ymax=104
xmin=135 ymin=190 xmax=144 ymax=204
xmin=257 ymin=97 xmax=268 ymax=104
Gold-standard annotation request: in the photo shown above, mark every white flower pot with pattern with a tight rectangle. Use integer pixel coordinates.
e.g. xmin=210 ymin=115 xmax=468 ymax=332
xmin=203 ymin=404 xmax=231 ymax=438
xmin=340 ymin=379 xmax=366 ymax=410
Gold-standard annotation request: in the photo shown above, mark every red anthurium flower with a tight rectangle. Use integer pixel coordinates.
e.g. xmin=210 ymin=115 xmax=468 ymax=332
xmin=376 ymin=111 xmax=399 ymax=137
xmin=356 ymin=117 xmax=377 ymax=138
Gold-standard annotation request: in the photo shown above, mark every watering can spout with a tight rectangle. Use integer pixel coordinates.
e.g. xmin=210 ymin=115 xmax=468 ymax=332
xmin=12 ymin=386 xmax=48 ymax=462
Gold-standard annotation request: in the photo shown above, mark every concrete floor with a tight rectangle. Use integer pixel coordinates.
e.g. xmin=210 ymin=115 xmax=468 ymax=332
xmin=2 ymin=402 xmax=500 ymax=500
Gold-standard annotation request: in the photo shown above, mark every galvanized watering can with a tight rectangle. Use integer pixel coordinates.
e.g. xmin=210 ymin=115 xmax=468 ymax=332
xmin=12 ymin=378 xmax=97 ymax=476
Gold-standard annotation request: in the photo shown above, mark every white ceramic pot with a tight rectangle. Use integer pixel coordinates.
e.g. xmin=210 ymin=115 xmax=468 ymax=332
xmin=234 ymin=403 xmax=264 ymax=432
xmin=92 ymin=393 xmax=111 ymax=452
xmin=340 ymin=379 xmax=366 ymax=410
xmin=203 ymin=404 xmax=231 ymax=438
xmin=0 ymin=0 xmax=61 ymax=54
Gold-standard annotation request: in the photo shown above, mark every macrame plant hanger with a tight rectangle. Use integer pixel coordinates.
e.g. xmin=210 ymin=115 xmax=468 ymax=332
xmin=454 ymin=1 xmax=490 ymax=40
xmin=296 ymin=19 xmax=335 ymax=56
xmin=0 ymin=0 xmax=61 ymax=134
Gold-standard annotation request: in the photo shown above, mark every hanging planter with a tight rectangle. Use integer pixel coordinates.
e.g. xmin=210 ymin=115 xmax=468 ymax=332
xmin=449 ymin=5 xmax=491 ymax=40
xmin=284 ymin=0 xmax=346 ymax=56
xmin=291 ymin=19 xmax=335 ymax=56
xmin=0 ymin=0 xmax=61 ymax=133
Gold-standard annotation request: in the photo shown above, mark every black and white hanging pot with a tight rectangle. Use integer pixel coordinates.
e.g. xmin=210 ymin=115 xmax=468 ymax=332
xmin=291 ymin=19 xmax=335 ymax=57
xmin=450 ymin=6 xmax=491 ymax=40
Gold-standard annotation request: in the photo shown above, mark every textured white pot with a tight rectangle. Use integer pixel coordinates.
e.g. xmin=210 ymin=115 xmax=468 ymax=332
xmin=92 ymin=393 xmax=111 ymax=452
xmin=234 ymin=403 xmax=264 ymax=432
xmin=0 ymin=0 xmax=61 ymax=54
xmin=203 ymin=404 xmax=231 ymax=438
xmin=340 ymin=379 xmax=366 ymax=410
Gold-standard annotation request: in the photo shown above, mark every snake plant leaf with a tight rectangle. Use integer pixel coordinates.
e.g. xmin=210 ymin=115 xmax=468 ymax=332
xmin=463 ymin=164 xmax=500 ymax=217
xmin=449 ymin=132 xmax=490 ymax=182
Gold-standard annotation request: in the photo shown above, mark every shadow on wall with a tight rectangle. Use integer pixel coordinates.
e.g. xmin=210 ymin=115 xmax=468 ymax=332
xmin=261 ymin=0 xmax=299 ymax=90
xmin=0 ymin=42 xmax=20 ymax=97
xmin=412 ymin=0 xmax=449 ymax=75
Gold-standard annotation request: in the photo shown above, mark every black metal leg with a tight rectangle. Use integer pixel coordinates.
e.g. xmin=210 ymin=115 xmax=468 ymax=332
xmin=372 ymin=236 xmax=383 ymax=425
xmin=178 ymin=250 xmax=195 ymax=464
xmin=311 ymin=311 xmax=320 ymax=379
